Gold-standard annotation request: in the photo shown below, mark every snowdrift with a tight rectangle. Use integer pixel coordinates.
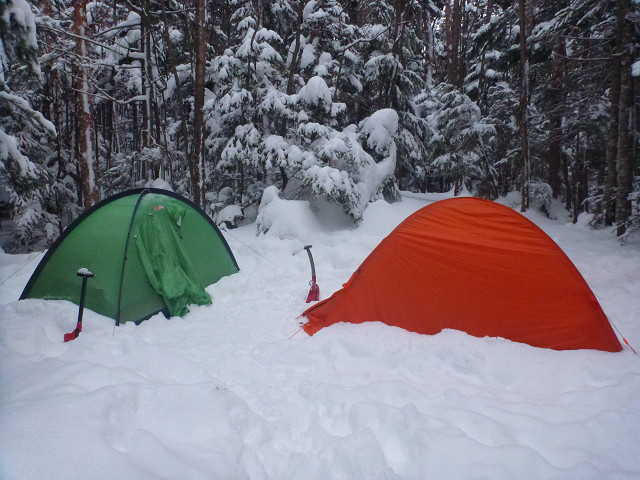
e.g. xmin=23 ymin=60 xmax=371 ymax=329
xmin=1 ymin=192 xmax=639 ymax=480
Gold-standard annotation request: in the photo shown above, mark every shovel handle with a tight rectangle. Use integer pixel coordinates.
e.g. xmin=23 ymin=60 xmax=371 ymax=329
xmin=303 ymin=245 xmax=316 ymax=279
xmin=64 ymin=269 xmax=94 ymax=342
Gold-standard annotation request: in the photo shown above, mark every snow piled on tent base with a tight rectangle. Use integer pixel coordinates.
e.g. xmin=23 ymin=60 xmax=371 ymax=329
xmin=1 ymin=191 xmax=640 ymax=480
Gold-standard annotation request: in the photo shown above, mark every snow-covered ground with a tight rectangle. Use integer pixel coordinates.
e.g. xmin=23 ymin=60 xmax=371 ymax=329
xmin=1 ymin=191 xmax=639 ymax=480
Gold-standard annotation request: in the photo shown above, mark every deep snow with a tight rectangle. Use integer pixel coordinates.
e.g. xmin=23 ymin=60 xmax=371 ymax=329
xmin=1 ymin=191 xmax=639 ymax=480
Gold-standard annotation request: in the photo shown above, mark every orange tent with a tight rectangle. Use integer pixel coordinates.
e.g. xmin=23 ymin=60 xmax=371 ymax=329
xmin=302 ymin=197 xmax=622 ymax=352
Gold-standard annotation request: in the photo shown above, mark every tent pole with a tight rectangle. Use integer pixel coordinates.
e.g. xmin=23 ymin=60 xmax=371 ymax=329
xmin=115 ymin=189 xmax=150 ymax=326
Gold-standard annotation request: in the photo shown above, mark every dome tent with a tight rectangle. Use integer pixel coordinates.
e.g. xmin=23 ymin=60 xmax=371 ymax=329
xmin=21 ymin=188 xmax=239 ymax=325
xmin=302 ymin=197 xmax=622 ymax=352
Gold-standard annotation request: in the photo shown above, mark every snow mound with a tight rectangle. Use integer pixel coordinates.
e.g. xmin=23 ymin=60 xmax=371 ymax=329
xmin=359 ymin=108 xmax=398 ymax=153
xmin=145 ymin=178 xmax=173 ymax=191
xmin=256 ymin=186 xmax=324 ymax=240
xmin=216 ymin=205 xmax=244 ymax=229
xmin=298 ymin=76 xmax=332 ymax=112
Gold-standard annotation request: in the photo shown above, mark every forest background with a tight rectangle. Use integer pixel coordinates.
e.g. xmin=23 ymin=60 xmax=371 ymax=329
xmin=0 ymin=0 xmax=638 ymax=252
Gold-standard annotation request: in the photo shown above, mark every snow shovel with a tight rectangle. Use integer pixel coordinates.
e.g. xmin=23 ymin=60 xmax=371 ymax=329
xmin=304 ymin=245 xmax=320 ymax=303
xmin=64 ymin=268 xmax=94 ymax=342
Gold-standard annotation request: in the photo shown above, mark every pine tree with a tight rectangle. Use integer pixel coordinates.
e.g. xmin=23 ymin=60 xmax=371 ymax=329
xmin=419 ymin=83 xmax=493 ymax=195
xmin=206 ymin=0 xmax=286 ymax=210
xmin=0 ymin=0 xmax=60 ymax=251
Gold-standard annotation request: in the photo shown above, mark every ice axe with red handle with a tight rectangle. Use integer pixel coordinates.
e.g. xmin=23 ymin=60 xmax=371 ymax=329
xmin=64 ymin=268 xmax=94 ymax=342
xmin=303 ymin=245 xmax=320 ymax=303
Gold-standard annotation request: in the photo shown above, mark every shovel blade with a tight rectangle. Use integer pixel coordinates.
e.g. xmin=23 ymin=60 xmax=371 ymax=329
xmin=63 ymin=332 xmax=77 ymax=342
xmin=63 ymin=327 xmax=80 ymax=342
xmin=306 ymin=284 xmax=320 ymax=303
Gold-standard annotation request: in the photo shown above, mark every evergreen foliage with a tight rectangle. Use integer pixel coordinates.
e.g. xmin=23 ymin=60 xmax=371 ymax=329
xmin=0 ymin=0 xmax=638 ymax=251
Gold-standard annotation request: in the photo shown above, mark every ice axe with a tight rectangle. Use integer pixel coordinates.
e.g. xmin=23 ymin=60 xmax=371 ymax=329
xmin=64 ymin=268 xmax=94 ymax=342
xmin=303 ymin=245 xmax=319 ymax=303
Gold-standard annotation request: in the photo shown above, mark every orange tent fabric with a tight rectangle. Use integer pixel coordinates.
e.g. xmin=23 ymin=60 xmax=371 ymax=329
xmin=302 ymin=197 xmax=622 ymax=352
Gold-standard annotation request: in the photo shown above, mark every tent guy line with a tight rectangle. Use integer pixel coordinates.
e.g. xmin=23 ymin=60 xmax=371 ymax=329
xmin=0 ymin=250 xmax=44 ymax=287
xmin=221 ymin=227 xmax=280 ymax=269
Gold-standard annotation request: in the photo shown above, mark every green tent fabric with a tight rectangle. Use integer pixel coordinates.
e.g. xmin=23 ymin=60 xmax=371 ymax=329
xmin=20 ymin=188 xmax=239 ymax=325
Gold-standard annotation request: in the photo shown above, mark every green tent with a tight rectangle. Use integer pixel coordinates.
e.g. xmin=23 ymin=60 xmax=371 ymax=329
xmin=20 ymin=188 xmax=239 ymax=325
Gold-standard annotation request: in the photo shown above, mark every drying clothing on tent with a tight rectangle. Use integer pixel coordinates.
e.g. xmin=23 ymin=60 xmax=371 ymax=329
xmin=134 ymin=204 xmax=212 ymax=317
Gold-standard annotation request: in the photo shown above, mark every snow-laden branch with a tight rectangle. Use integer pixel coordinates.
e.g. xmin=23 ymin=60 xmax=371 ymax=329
xmin=38 ymin=24 xmax=146 ymax=64
xmin=0 ymin=92 xmax=56 ymax=136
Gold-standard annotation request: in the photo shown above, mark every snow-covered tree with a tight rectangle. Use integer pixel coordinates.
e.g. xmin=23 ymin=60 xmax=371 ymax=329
xmin=356 ymin=0 xmax=440 ymax=197
xmin=290 ymin=76 xmax=363 ymax=219
xmin=1 ymin=0 xmax=635 ymax=249
xmin=205 ymin=0 xmax=286 ymax=210
xmin=288 ymin=77 xmax=403 ymax=221
xmin=420 ymin=83 xmax=494 ymax=195
xmin=0 ymin=0 xmax=62 ymax=251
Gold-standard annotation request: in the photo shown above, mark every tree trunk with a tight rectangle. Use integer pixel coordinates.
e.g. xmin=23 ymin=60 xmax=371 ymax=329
xmin=477 ymin=0 xmax=493 ymax=111
xmin=73 ymin=0 xmax=99 ymax=209
xmin=604 ymin=0 xmax=627 ymax=227
xmin=562 ymin=152 xmax=572 ymax=212
xmin=446 ymin=0 xmax=462 ymax=88
xmin=423 ymin=9 xmax=434 ymax=87
xmin=286 ymin=0 xmax=304 ymax=96
xmin=160 ymin=0 xmax=189 ymax=182
xmin=138 ymin=3 xmax=159 ymax=180
xmin=140 ymin=2 xmax=150 ymax=151
xmin=346 ymin=0 xmax=359 ymax=26
xmin=547 ymin=36 xmax=565 ymax=199
xmin=518 ymin=0 xmax=530 ymax=212
xmin=105 ymin=101 xmax=113 ymax=171
xmin=572 ymin=131 xmax=588 ymax=222
xmin=192 ymin=0 xmax=206 ymax=207
xmin=385 ymin=2 xmax=407 ymax=109
xmin=615 ymin=0 xmax=634 ymax=236
xmin=132 ymin=103 xmax=139 ymax=153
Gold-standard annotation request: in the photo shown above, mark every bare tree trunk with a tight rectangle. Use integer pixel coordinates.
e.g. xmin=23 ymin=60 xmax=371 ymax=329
xmin=547 ymin=35 xmax=565 ymax=199
xmin=150 ymin=41 xmax=162 ymax=146
xmin=446 ymin=0 xmax=463 ymax=199
xmin=477 ymin=0 xmax=493 ymax=111
xmin=579 ymin=134 xmax=589 ymax=216
xmin=160 ymin=0 xmax=189 ymax=181
xmin=572 ymin=130 xmax=588 ymax=222
xmin=346 ymin=0 xmax=359 ymax=26
xmin=517 ymin=0 xmax=530 ymax=212
xmin=132 ymin=103 xmax=139 ymax=153
xmin=615 ymin=0 xmax=634 ymax=236
xmin=286 ymin=0 xmax=304 ymax=96
xmin=606 ymin=0 xmax=624 ymax=228
xmin=280 ymin=0 xmax=306 ymax=191
xmin=140 ymin=2 xmax=150 ymax=151
xmin=444 ymin=0 xmax=452 ymax=80
xmin=192 ymin=0 xmax=206 ymax=207
xmin=385 ymin=1 xmax=407 ymax=109
xmin=423 ymin=9 xmax=434 ymax=87
xmin=73 ymin=0 xmax=99 ymax=209
xmin=137 ymin=1 xmax=159 ymax=181
xmin=446 ymin=0 xmax=462 ymax=88
xmin=562 ymin=152 xmax=572 ymax=212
